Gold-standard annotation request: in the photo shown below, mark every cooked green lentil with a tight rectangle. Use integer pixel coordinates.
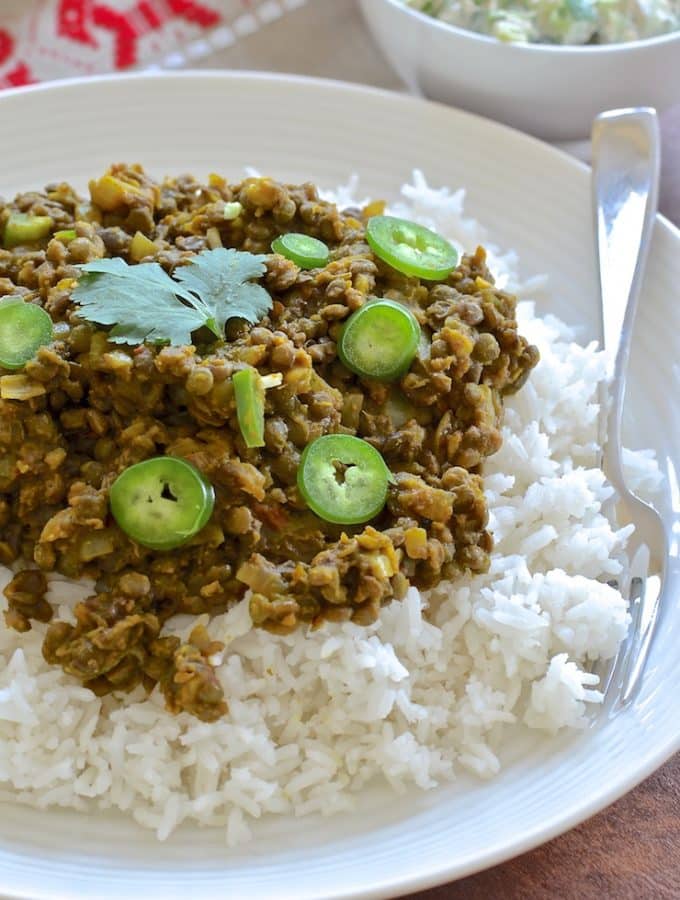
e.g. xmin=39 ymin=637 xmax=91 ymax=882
xmin=0 ymin=164 xmax=539 ymax=721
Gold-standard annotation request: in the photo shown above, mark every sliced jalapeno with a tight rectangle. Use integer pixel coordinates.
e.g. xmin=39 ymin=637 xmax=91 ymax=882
xmin=272 ymin=233 xmax=330 ymax=269
xmin=366 ymin=215 xmax=457 ymax=281
xmin=3 ymin=213 xmax=53 ymax=249
xmin=233 ymin=367 xmax=265 ymax=448
xmin=54 ymin=229 xmax=77 ymax=243
xmin=338 ymin=299 xmax=420 ymax=381
xmin=0 ymin=298 xmax=53 ymax=370
xmin=109 ymin=457 xmax=215 ymax=550
xmin=297 ymin=434 xmax=392 ymax=525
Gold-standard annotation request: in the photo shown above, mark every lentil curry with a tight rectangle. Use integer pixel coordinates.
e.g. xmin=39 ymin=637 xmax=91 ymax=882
xmin=0 ymin=165 xmax=539 ymax=721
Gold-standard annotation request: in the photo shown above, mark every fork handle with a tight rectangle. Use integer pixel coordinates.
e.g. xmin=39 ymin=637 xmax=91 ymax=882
xmin=591 ymin=108 xmax=660 ymax=489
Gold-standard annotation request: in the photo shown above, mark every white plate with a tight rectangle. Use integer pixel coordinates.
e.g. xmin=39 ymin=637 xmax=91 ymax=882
xmin=0 ymin=72 xmax=678 ymax=900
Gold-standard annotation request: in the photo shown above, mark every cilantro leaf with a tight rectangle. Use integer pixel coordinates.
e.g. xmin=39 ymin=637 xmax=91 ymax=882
xmin=72 ymin=249 xmax=273 ymax=346
xmin=72 ymin=258 xmax=208 ymax=345
xmin=173 ymin=248 xmax=272 ymax=335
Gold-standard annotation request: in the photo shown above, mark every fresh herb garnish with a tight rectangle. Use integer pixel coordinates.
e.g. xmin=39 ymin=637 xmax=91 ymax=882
xmin=72 ymin=248 xmax=272 ymax=346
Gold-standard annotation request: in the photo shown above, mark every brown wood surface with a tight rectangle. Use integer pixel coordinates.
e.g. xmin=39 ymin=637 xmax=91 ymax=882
xmin=402 ymin=753 xmax=680 ymax=899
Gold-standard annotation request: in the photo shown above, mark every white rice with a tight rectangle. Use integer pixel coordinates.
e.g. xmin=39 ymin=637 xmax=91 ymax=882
xmin=0 ymin=173 xmax=662 ymax=843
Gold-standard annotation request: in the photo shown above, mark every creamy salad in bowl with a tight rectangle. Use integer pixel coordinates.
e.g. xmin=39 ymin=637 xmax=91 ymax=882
xmin=403 ymin=0 xmax=679 ymax=43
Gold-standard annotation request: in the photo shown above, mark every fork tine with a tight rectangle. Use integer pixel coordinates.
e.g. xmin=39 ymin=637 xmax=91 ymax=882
xmin=606 ymin=573 xmax=646 ymax=698
xmin=612 ymin=541 xmax=658 ymax=708
xmin=591 ymin=580 xmax=618 ymax=697
xmin=619 ymin=569 xmax=663 ymax=707
xmin=593 ymin=577 xmax=636 ymax=714
xmin=595 ymin=549 xmax=648 ymax=711
xmin=592 ymin=658 xmax=616 ymax=710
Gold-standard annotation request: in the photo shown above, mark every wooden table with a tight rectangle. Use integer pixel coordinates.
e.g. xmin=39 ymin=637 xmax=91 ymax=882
xmin=199 ymin=2 xmax=679 ymax=895
xmin=405 ymin=754 xmax=680 ymax=898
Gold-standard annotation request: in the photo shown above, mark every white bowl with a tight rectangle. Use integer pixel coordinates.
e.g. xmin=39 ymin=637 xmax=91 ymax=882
xmin=359 ymin=0 xmax=680 ymax=141
xmin=0 ymin=72 xmax=678 ymax=900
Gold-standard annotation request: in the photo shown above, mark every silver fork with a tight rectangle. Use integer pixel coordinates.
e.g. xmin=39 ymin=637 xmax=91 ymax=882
xmin=591 ymin=108 xmax=669 ymax=709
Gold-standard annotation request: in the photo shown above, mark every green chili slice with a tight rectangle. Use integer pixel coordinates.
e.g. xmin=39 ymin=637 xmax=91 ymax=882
xmin=338 ymin=299 xmax=420 ymax=381
xmin=0 ymin=299 xmax=53 ymax=370
xmin=366 ymin=215 xmax=458 ymax=281
xmin=233 ymin=367 xmax=265 ymax=448
xmin=272 ymin=233 xmax=330 ymax=269
xmin=3 ymin=213 xmax=53 ymax=249
xmin=297 ymin=434 xmax=392 ymax=525
xmin=54 ymin=229 xmax=77 ymax=243
xmin=109 ymin=456 xmax=215 ymax=550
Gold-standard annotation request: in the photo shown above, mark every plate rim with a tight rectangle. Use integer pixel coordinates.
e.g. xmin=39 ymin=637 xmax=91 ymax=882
xmin=0 ymin=69 xmax=678 ymax=900
xmin=4 ymin=67 xmax=678 ymax=242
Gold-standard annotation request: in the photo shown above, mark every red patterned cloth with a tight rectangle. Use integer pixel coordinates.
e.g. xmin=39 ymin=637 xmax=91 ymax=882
xmin=0 ymin=0 xmax=304 ymax=88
